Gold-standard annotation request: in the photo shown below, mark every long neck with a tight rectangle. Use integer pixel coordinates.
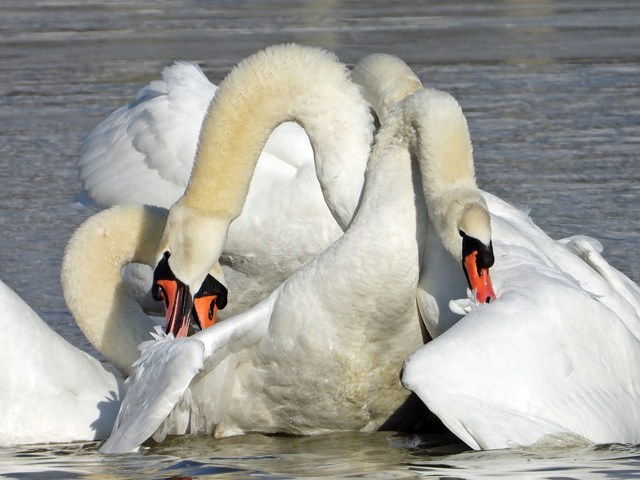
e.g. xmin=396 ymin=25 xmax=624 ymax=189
xmin=181 ymin=44 xmax=373 ymax=230
xmin=62 ymin=206 xmax=167 ymax=376
xmin=406 ymin=89 xmax=487 ymax=258
xmin=324 ymin=107 xmax=425 ymax=322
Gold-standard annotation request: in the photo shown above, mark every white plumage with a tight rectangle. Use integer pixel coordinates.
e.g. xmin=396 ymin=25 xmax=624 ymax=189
xmin=0 ymin=279 xmax=124 ymax=445
xmin=403 ymin=192 xmax=640 ymax=450
xmin=77 ymin=61 xmax=350 ymax=317
xmin=100 ymin=69 xmax=495 ymax=452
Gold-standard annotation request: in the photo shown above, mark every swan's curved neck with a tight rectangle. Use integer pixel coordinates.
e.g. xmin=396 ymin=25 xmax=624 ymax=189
xmin=161 ymin=45 xmax=374 ymax=290
xmin=62 ymin=206 xmax=166 ymax=376
xmin=404 ymin=89 xmax=489 ymax=258
xmin=182 ymin=45 xmax=373 ymax=229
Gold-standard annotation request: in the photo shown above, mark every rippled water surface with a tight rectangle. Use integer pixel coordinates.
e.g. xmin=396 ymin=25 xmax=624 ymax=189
xmin=1 ymin=1 xmax=640 ymax=478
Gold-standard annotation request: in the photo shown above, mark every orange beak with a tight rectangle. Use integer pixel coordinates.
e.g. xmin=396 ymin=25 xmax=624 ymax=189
xmin=464 ymin=251 xmax=496 ymax=304
xmin=155 ymin=278 xmax=192 ymax=337
xmin=192 ymin=294 xmax=220 ymax=330
xmin=190 ymin=274 xmax=228 ymax=331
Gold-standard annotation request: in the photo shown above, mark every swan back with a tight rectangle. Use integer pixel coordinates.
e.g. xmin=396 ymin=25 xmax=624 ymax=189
xmin=404 ymin=214 xmax=640 ymax=449
xmin=78 ymin=62 xmax=217 ymax=208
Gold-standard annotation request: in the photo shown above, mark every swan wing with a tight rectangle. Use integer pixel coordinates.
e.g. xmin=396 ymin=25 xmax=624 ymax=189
xmin=100 ymin=292 xmax=275 ymax=453
xmin=404 ymin=201 xmax=640 ymax=450
xmin=0 ymin=279 xmax=123 ymax=445
xmin=78 ymin=62 xmax=314 ymax=210
xmin=99 ymin=329 xmax=205 ymax=453
xmin=78 ymin=62 xmax=215 ymax=208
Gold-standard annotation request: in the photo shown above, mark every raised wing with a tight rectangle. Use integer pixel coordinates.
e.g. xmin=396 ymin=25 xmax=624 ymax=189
xmin=78 ymin=62 xmax=216 ymax=208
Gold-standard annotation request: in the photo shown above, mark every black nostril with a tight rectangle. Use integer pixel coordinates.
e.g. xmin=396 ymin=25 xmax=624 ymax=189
xmin=486 ymin=297 xmax=491 ymax=304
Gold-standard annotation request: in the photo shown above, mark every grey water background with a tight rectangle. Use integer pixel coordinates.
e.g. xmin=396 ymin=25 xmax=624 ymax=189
xmin=1 ymin=0 xmax=640 ymax=478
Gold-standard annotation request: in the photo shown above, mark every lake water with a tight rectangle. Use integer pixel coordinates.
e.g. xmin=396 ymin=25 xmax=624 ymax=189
xmin=1 ymin=0 xmax=640 ymax=478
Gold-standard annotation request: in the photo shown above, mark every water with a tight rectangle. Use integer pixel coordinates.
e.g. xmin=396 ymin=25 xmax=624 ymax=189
xmin=1 ymin=0 xmax=639 ymax=477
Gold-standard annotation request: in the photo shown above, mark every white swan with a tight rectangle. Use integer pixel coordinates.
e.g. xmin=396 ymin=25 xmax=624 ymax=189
xmin=77 ymin=59 xmax=370 ymax=318
xmin=152 ymin=45 xmax=375 ymax=311
xmin=0 ymin=202 xmax=228 ymax=445
xmin=353 ymin=53 xmax=640 ymax=450
xmin=99 ymin=62 xmax=496 ymax=453
xmin=63 ymin=203 xmax=230 ymax=372
xmin=61 ymin=206 xmax=172 ymax=376
xmin=0 ymin=202 xmax=222 ymax=445
xmin=403 ymin=192 xmax=640 ymax=449
xmin=0 ymin=278 xmax=123 ymax=445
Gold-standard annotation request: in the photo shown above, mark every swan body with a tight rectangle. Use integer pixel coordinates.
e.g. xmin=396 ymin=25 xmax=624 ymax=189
xmin=403 ymin=192 xmax=640 ymax=450
xmin=0 ymin=279 xmax=124 ymax=445
xmin=78 ymin=61 xmax=352 ymax=317
xmin=100 ymin=65 xmax=495 ymax=453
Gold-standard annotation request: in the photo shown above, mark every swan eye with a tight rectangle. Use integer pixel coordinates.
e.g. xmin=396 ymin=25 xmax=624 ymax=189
xmin=152 ymin=283 xmax=165 ymax=303
xmin=152 ymin=251 xmax=176 ymax=304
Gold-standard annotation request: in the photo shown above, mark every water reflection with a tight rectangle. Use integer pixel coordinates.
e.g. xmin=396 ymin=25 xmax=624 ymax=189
xmin=2 ymin=433 xmax=640 ymax=479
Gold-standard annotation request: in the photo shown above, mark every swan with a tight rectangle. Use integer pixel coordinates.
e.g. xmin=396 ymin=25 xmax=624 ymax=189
xmin=77 ymin=59 xmax=370 ymax=319
xmin=0 ymin=201 xmax=228 ymax=445
xmin=153 ymin=45 xmax=494 ymax=336
xmin=62 ymin=202 xmax=228 ymax=372
xmin=0 ymin=201 xmax=221 ymax=445
xmin=352 ymin=53 xmax=640 ymax=450
xmin=0 ymin=278 xmax=123 ymax=445
xmin=61 ymin=205 xmax=171 ymax=376
xmin=99 ymin=63 xmax=496 ymax=453
xmin=402 ymin=192 xmax=640 ymax=449
xmin=354 ymin=53 xmax=496 ymax=339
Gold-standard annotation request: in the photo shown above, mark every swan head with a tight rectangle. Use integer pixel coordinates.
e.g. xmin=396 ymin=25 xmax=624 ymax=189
xmin=152 ymin=253 xmax=228 ymax=336
xmin=459 ymin=206 xmax=496 ymax=304
xmin=153 ymin=204 xmax=230 ymax=337
xmin=428 ymin=190 xmax=496 ymax=305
